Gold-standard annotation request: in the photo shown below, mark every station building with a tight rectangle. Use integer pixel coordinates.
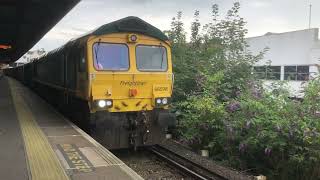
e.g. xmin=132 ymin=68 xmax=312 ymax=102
xmin=246 ymin=28 xmax=320 ymax=97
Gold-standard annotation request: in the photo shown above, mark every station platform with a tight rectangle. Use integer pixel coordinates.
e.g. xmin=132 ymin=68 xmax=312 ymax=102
xmin=0 ymin=76 xmax=143 ymax=180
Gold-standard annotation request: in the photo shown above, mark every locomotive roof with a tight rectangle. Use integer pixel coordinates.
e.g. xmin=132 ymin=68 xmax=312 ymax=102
xmin=90 ymin=16 xmax=169 ymax=41
xmin=36 ymin=16 xmax=169 ymax=60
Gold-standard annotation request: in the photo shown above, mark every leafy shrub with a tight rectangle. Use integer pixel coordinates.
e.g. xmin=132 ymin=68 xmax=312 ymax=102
xmin=168 ymin=2 xmax=320 ymax=179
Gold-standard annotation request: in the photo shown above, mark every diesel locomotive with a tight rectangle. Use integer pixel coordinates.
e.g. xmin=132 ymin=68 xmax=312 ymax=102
xmin=5 ymin=16 xmax=175 ymax=149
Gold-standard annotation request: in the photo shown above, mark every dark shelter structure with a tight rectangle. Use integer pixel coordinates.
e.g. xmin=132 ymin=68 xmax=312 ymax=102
xmin=0 ymin=0 xmax=80 ymax=63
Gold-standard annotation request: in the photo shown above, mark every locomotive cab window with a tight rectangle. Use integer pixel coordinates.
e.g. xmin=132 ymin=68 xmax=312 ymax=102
xmin=136 ymin=45 xmax=167 ymax=71
xmin=93 ymin=43 xmax=129 ymax=71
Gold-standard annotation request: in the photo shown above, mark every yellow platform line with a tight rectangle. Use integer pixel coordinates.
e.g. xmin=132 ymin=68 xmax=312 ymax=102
xmin=8 ymin=79 xmax=69 ymax=180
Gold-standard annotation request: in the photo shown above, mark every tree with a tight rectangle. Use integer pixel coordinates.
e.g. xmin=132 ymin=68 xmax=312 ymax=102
xmin=168 ymin=11 xmax=186 ymax=44
xmin=190 ymin=10 xmax=201 ymax=47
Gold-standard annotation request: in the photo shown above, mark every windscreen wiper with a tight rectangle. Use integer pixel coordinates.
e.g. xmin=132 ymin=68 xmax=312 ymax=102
xmin=160 ymin=47 xmax=165 ymax=69
xmin=94 ymin=39 xmax=102 ymax=68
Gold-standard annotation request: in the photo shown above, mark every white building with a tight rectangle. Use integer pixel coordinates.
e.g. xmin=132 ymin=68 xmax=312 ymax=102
xmin=246 ymin=28 xmax=320 ymax=97
xmin=10 ymin=48 xmax=46 ymax=67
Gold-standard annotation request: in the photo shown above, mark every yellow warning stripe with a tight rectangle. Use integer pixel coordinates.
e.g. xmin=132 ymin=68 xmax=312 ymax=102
xmin=8 ymin=79 xmax=69 ymax=180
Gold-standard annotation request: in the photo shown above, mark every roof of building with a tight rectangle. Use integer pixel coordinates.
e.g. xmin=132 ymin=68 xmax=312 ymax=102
xmin=246 ymin=28 xmax=319 ymax=40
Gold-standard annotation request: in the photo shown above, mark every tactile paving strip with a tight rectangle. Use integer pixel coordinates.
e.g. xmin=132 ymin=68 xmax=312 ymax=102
xmin=8 ymin=78 xmax=144 ymax=180
xmin=9 ymin=79 xmax=69 ymax=180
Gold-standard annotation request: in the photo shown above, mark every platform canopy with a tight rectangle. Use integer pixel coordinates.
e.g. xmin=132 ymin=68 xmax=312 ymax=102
xmin=0 ymin=0 xmax=80 ymax=63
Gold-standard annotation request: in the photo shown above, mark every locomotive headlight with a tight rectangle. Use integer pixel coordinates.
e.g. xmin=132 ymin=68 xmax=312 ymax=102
xmin=98 ymin=100 xmax=107 ymax=108
xmin=155 ymin=97 xmax=170 ymax=107
xmin=162 ymin=98 xmax=168 ymax=105
xmin=96 ymin=99 xmax=113 ymax=109
xmin=156 ymin=98 xmax=162 ymax=104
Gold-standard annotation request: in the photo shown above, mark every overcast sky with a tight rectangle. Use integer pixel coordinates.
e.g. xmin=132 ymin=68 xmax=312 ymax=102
xmin=31 ymin=0 xmax=320 ymax=51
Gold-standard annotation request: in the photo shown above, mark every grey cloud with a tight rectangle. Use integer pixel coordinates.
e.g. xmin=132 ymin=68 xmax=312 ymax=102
xmin=32 ymin=0 xmax=320 ymax=51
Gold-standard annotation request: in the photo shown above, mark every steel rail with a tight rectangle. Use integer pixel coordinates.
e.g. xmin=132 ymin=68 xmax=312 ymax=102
xmin=149 ymin=145 xmax=226 ymax=180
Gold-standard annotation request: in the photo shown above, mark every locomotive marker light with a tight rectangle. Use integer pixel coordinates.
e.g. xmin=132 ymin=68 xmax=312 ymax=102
xmin=106 ymin=100 xmax=112 ymax=106
xmin=162 ymin=98 xmax=168 ymax=105
xmin=131 ymin=35 xmax=137 ymax=41
xmin=128 ymin=34 xmax=138 ymax=43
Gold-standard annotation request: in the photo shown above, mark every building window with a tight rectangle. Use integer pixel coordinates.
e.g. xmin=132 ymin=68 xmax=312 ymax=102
xmin=253 ymin=66 xmax=281 ymax=80
xmin=284 ymin=66 xmax=309 ymax=81
xmin=267 ymin=66 xmax=281 ymax=80
xmin=297 ymin=66 xmax=309 ymax=81
xmin=253 ymin=66 xmax=266 ymax=79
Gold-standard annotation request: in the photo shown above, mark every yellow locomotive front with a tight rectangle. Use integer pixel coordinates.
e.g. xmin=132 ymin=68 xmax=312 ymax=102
xmin=87 ymin=33 xmax=173 ymax=113
xmin=81 ymin=17 xmax=175 ymax=149
xmin=4 ymin=17 xmax=174 ymax=150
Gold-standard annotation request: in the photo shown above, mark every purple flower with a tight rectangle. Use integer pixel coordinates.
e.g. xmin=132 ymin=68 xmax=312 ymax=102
xmin=252 ymin=89 xmax=262 ymax=99
xmin=226 ymin=101 xmax=241 ymax=112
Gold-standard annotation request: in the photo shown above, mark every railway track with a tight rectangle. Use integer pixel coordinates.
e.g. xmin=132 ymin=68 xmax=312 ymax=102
xmin=149 ymin=145 xmax=227 ymax=180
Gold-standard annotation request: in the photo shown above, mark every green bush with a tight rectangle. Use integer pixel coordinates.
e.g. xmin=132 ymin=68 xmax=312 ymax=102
xmin=168 ymin=2 xmax=320 ymax=179
xmin=225 ymin=81 xmax=320 ymax=179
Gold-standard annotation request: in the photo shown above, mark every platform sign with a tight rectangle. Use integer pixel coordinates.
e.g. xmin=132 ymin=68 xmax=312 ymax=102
xmin=57 ymin=144 xmax=94 ymax=173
